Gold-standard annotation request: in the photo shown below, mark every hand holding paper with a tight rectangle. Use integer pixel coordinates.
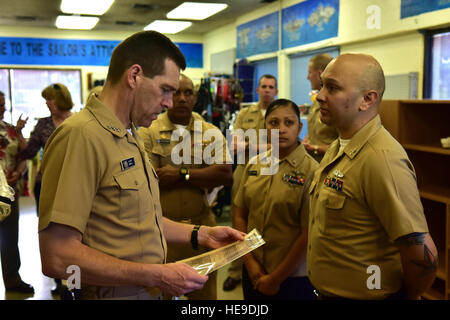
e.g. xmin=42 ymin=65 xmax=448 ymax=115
xmin=178 ymin=229 xmax=265 ymax=275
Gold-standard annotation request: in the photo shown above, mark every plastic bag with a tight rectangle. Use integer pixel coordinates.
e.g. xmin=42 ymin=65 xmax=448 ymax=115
xmin=0 ymin=168 xmax=15 ymax=222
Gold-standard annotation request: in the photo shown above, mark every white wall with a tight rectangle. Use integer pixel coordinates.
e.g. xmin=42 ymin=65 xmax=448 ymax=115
xmin=341 ymin=32 xmax=424 ymax=97
xmin=2 ymin=1 xmax=450 ymax=101
xmin=203 ymin=0 xmax=450 ymax=99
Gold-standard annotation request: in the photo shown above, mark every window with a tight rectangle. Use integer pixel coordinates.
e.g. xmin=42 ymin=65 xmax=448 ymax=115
xmin=289 ymin=47 xmax=340 ymax=107
xmin=424 ymin=28 xmax=450 ymax=99
xmin=0 ymin=68 xmax=82 ymax=138
xmin=0 ymin=69 xmax=10 ymax=112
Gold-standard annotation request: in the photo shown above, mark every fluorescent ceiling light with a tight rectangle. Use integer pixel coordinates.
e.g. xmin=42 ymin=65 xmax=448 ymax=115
xmin=144 ymin=20 xmax=192 ymax=34
xmin=61 ymin=0 xmax=114 ymax=15
xmin=167 ymin=2 xmax=228 ymax=20
xmin=56 ymin=15 xmax=100 ymax=30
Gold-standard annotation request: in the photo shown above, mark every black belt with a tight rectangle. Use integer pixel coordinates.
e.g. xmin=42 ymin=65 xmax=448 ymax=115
xmin=313 ymin=288 xmax=407 ymax=300
xmin=313 ymin=289 xmax=348 ymax=300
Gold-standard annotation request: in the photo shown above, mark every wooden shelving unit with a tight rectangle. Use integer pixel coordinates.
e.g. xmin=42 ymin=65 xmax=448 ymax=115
xmin=379 ymin=99 xmax=450 ymax=300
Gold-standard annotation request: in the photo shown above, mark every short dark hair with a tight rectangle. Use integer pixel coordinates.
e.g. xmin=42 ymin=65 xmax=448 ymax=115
xmin=106 ymin=31 xmax=186 ymax=84
xmin=310 ymin=53 xmax=333 ymax=71
xmin=265 ymin=98 xmax=300 ymax=121
xmin=0 ymin=90 xmax=4 ymax=97
xmin=258 ymin=74 xmax=277 ymax=88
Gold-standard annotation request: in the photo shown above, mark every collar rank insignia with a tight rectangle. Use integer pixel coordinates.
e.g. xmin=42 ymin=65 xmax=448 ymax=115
xmin=121 ymin=157 xmax=135 ymax=171
xmin=283 ymin=173 xmax=305 ymax=186
xmin=324 ymin=176 xmax=343 ymax=192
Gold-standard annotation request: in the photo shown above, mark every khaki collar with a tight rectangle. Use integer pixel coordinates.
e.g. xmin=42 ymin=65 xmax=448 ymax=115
xmin=86 ymin=95 xmax=128 ymax=138
xmin=260 ymin=142 xmax=307 ymax=168
xmin=342 ymin=115 xmax=382 ymax=160
xmin=157 ymin=111 xmax=204 ymax=133
xmin=248 ymin=102 xmax=266 ymax=113
xmin=283 ymin=143 xmax=309 ymax=167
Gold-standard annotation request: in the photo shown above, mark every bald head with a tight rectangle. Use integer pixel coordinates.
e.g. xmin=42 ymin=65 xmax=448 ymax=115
xmin=316 ymin=53 xmax=386 ymax=138
xmin=179 ymin=73 xmax=194 ymax=87
xmin=329 ymin=54 xmax=385 ymax=104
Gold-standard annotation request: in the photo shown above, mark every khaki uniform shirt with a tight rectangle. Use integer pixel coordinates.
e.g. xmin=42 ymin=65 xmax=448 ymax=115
xmin=139 ymin=112 xmax=229 ymax=300
xmin=232 ymin=103 xmax=267 ymax=201
xmin=39 ymin=96 xmax=167 ymax=298
xmin=307 ymin=115 xmax=428 ymax=299
xmin=140 ymin=111 xmax=229 ymax=223
xmin=233 ymin=102 xmax=266 ymax=135
xmin=307 ymin=100 xmax=338 ymax=162
xmin=234 ymin=143 xmax=318 ymax=277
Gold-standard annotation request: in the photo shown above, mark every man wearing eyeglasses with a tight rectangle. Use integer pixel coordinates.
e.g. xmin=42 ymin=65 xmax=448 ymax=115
xmin=38 ymin=31 xmax=244 ymax=300
xmin=139 ymin=74 xmax=233 ymax=300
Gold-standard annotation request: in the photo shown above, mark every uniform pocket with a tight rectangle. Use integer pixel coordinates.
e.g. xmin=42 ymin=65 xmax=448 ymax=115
xmin=114 ymin=171 xmax=143 ymax=221
xmin=152 ymin=144 xmax=172 ymax=158
xmin=317 ymin=190 xmax=346 ymax=236
xmin=152 ymin=143 xmax=174 ymax=167
xmin=114 ymin=172 xmax=139 ymax=190
xmin=241 ymin=121 xmax=257 ymax=131
xmin=325 ymin=193 xmax=346 ymax=209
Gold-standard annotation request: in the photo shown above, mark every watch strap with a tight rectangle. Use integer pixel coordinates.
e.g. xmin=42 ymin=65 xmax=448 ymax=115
xmin=190 ymin=225 xmax=201 ymax=250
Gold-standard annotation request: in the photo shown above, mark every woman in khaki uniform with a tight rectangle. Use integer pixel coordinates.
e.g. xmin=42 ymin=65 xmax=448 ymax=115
xmin=234 ymin=99 xmax=318 ymax=300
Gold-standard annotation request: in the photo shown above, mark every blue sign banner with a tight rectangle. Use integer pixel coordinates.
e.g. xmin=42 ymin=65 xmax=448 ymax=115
xmin=401 ymin=0 xmax=450 ymax=19
xmin=0 ymin=37 xmax=203 ymax=68
xmin=237 ymin=12 xmax=279 ymax=59
xmin=176 ymin=42 xmax=203 ymax=68
xmin=282 ymin=0 xmax=339 ymax=49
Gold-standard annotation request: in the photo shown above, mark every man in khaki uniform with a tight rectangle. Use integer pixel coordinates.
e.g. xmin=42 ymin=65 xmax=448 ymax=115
xmin=38 ymin=31 xmax=244 ymax=300
xmin=307 ymin=53 xmax=438 ymax=300
xmin=223 ymin=74 xmax=278 ymax=291
xmin=139 ymin=74 xmax=233 ymax=299
xmin=301 ymin=53 xmax=338 ymax=162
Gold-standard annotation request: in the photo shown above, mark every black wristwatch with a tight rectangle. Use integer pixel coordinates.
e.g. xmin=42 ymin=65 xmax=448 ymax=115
xmin=179 ymin=167 xmax=190 ymax=181
xmin=191 ymin=225 xmax=201 ymax=250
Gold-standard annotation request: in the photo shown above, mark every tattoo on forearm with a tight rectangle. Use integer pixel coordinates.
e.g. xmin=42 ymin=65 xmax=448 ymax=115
xmin=396 ymin=233 xmax=438 ymax=277
xmin=411 ymin=244 xmax=438 ymax=277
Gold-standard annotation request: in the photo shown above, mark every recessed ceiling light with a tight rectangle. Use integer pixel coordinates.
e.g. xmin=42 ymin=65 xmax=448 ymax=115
xmin=167 ymin=2 xmax=228 ymax=20
xmin=55 ymin=15 xmax=100 ymax=30
xmin=144 ymin=20 xmax=192 ymax=34
xmin=61 ymin=0 xmax=115 ymax=15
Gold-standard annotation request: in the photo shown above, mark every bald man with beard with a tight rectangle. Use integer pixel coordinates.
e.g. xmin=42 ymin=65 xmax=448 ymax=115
xmin=306 ymin=54 xmax=438 ymax=300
